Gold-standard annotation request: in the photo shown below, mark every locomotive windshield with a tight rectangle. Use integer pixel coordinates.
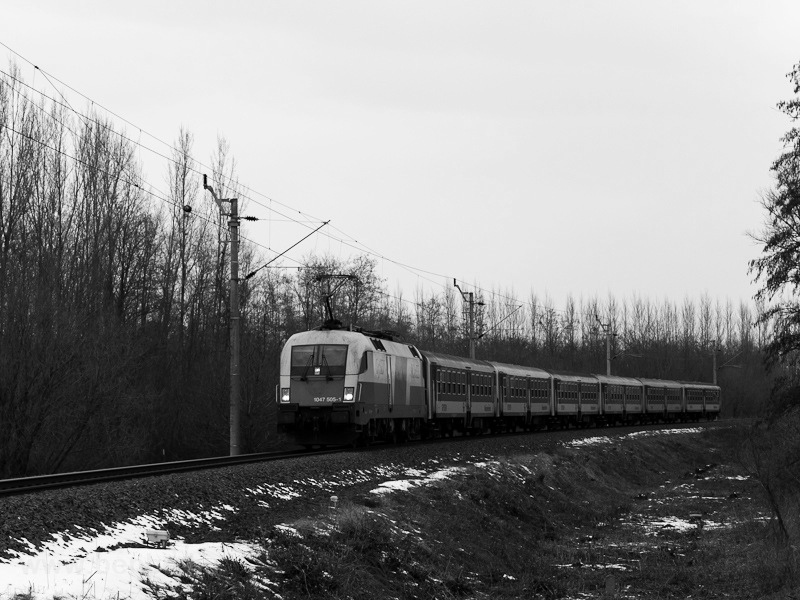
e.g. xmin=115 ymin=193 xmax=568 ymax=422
xmin=290 ymin=344 xmax=348 ymax=378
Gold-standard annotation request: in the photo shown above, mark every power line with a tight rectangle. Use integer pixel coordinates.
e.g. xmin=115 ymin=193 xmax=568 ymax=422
xmin=2 ymin=50 xmax=473 ymax=295
xmin=245 ymin=220 xmax=330 ymax=281
xmin=0 ymin=45 xmax=476 ymax=292
xmin=0 ymin=45 xmax=321 ymax=231
xmin=0 ymin=121 xmax=288 ymax=264
xmin=0 ymin=65 xmax=321 ymax=237
xmin=0 ymin=71 xmax=330 ymax=271
xmin=0 ymin=41 xmax=561 ymax=306
xmin=0 ymin=71 xmax=616 ymax=325
xmin=4 ymin=42 xmax=726 ymax=315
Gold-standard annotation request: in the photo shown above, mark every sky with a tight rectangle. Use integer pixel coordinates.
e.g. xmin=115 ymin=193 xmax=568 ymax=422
xmin=3 ymin=1 xmax=799 ymax=312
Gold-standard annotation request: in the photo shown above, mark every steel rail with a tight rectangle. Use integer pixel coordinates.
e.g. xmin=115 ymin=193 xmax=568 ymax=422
xmin=0 ymin=448 xmax=341 ymax=498
xmin=0 ymin=420 xmax=719 ymax=498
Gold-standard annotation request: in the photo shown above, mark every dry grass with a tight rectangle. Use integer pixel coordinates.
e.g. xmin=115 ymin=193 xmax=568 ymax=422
xmin=161 ymin=424 xmax=799 ymax=599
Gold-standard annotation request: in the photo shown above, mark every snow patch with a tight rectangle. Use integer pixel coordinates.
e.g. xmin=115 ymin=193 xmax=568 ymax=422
xmin=566 ymin=427 xmax=704 ymax=448
xmin=369 ymin=467 xmax=465 ymax=495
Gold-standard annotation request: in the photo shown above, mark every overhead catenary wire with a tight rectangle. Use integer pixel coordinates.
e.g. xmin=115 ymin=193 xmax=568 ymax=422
xmin=0 ymin=84 xmax=628 ymax=325
xmin=0 ymin=121 xmax=302 ymax=269
xmin=0 ymin=66 xmax=326 ymax=270
xmin=245 ymin=220 xmax=330 ymax=281
xmin=0 ymin=74 xmax=608 ymax=340
xmin=0 ymin=107 xmax=604 ymax=326
xmin=0 ymin=64 xmax=315 ymax=237
xmin=0 ymin=40 xmax=605 ymax=318
xmin=4 ymin=41 xmax=729 ymax=323
xmin=0 ymin=51 xmax=510 ymax=305
xmin=1 ymin=104 xmax=596 ymax=322
xmin=0 ymin=47 xmax=323 ymax=231
xmin=0 ymin=47 xmax=489 ymax=289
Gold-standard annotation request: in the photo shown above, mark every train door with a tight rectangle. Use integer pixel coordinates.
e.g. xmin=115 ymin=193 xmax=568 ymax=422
xmin=422 ymin=357 xmax=432 ymax=420
xmin=430 ymin=364 xmax=439 ymax=417
xmin=466 ymin=368 xmax=472 ymax=413
xmin=499 ymin=372 xmax=507 ymax=416
xmin=387 ymin=355 xmax=395 ymax=411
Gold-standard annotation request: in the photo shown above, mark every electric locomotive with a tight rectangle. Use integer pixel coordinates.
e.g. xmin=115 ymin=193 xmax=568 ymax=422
xmin=277 ymin=325 xmax=427 ymax=446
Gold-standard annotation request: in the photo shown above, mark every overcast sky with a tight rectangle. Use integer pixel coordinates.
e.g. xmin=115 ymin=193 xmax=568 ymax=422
xmin=4 ymin=1 xmax=799 ymax=311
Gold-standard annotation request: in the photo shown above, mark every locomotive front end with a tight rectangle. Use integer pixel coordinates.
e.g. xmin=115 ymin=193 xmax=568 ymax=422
xmin=277 ymin=329 xmax=363 ymax=446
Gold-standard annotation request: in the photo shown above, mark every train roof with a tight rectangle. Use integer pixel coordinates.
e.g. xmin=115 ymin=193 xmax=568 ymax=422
xmin=637 ymin=378 xmax=684 ymax=389
xmin=281 ymin=328 xmax=422 ymax=374
xmin=422 ymin=350 xmax=494 ymax=371
xmin=281 ymin=329 xmax=723 ymax=394
xmin=549 ymin=371 xmax=598 ymax=384
xmin=680 ymin=381 xmax=721 ymax=390
xmin=490 ymin=361 xmax=552 ymax=379
xmin=593 ymin=374 xmax=643 ymax=386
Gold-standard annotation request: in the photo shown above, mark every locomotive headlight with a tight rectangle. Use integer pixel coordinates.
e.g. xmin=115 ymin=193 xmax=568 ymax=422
xmin=343 ymin=387 xmax=355 ymax=402
xmin=280 ymin=388 xmax=290 ymax=403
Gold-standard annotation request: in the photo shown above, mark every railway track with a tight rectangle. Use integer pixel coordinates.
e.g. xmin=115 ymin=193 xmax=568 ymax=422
xmin=0 ymin=420 xmax=717 ymax=498
xmin=0 ymin=448 xmax=340 ymax=498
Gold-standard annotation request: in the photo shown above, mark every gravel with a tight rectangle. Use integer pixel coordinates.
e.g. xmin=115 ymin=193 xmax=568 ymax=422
xmin=0 ymin=422 xmax=712 ymax=561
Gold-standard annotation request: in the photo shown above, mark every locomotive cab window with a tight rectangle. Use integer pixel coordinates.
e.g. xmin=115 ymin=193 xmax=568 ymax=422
xmin=290 ymin=344 xmax=348 ymax=378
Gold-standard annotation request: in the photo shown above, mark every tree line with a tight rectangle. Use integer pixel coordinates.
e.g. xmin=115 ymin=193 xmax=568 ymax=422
xmin=746 ymin=59 xmax=800 ymax=588
xmin=0 ymin=63 xmax=769 ymax=478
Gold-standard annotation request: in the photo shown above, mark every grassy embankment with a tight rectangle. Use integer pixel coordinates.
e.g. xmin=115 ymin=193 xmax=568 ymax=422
xmin=146 ymin=424 xmax=798 ymax=599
